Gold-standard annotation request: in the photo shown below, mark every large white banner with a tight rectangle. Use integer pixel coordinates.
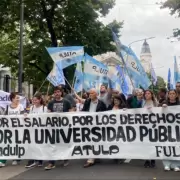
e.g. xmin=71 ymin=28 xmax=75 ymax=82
xmin=1 ymin=106 xmax=180 ymax=160
xmin=0 ymin=90 xmax=27 ymax=109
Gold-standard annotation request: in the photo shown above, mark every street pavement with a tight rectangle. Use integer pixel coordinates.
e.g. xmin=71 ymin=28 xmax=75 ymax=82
xmin=0 ymin=160 xmax=179 ymax=180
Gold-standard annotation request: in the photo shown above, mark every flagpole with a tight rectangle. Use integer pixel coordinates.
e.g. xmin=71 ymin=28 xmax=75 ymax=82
xmin=34 ymin=78 xmax=47 ymax=95
xmin=71 ymin=75 xmax=76 ymax=94
xmin=71 ymin=64 xmax=77 ymax=91
xmin=119 ymin=51 xmax=135 ymax=90
xmin=80 ymin=62 xmax=84 ymax=98
xmin=150 ymin=63 xmax=155 ymax=93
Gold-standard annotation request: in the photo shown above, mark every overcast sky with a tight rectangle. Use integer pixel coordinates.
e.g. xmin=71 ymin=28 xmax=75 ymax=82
xmin=101 ymin=0 xmax=180 ymax=81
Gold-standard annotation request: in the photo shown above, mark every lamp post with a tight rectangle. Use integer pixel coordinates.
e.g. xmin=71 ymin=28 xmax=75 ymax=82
xmin=128 ymin=37 xmax=155 ymax=47
xmin=18 ymin=0 xmax=24 ymax=93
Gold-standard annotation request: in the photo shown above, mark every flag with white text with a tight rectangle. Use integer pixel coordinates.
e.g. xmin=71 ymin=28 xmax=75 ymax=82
xmin=83 ymin=54 xmax=108 ymax=91
xmin=46 ymin=46 xmax=84 ymax=69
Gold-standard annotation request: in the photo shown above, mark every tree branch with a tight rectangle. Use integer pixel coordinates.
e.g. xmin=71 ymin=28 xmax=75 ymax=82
xmin=29 ymin=62 xmax=48 ymax=75
xmin=41 ymin=0 xmax=58 ymax=47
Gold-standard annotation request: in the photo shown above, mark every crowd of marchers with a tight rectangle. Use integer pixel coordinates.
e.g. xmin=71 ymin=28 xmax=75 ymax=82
xmin=1 ymin=82 xmax=180 ymax=172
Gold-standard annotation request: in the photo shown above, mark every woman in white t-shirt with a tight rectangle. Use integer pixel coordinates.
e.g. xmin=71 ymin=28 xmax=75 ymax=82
xmin=0 ymin=92 xmax=24 ymax=167
xmin=25 ymin=93 xmax=47 ymax=168
xmin=142 ymin=90 xmax=158 ymax=169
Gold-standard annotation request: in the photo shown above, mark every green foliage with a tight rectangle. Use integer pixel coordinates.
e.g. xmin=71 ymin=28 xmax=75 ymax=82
xmin=0 ymin=0 xmax=123 ymax=90
xmin=161 ymin=0 xmax=180 ymax=40
xmin=147 ymin=73 xmax=166 ymax=95
xmin=162 ymin=0 xmax=180 ymax=16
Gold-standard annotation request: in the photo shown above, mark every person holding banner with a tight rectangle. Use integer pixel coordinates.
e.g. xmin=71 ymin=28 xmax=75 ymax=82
xmin=127 ymin=89 xmax=143 ymax=109
xmin=25 ymin=93 xmax=48 ymax=168
xmin=161 ymin=89 xmax=180 ymax=171
xmin=0 ymin=92 xmax=24 ymax=167
xmin=107 ymin=94 xmax=127 ymax=164
xmin=142 ymin=90 xmax=158 ymax=168
xmin=45 ymin=87 xmax=71 ymax=170
xmin=82 ymin=88 xmax=107 ymax=168
xmin=158 ymin=88 xmax=167 ymax=107
xmin=108 ymin=94 xmax=127 ymax=110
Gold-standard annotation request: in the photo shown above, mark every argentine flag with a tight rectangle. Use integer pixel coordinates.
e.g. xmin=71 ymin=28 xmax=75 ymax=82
xmin=74 ymin=63 xmax=83 ymax=93
xmin=46 ymin=46 xmax=84 ymax=69
xmin=168 ymin=68 xmax=173 ymax=90
xmin=174 ymin=56 xmax=180 ymax=86
xmin=112 ymin=31 xmax=151 ymax=90
xmin=83 ymin=54 xmax=109 ymax=91
xmin=150 ymin=63 xmax=157 ymax=86
xmin=116 ymin=65 xmax=129 ymax=97
xmin=47 ymin=64 xmax=65 ymax=86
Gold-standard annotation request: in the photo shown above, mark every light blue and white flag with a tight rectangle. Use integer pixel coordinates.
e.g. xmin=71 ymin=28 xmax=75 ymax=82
xmin=46 ymin=46 xmax=84 ymax=69
xmin=83 ymin=54 xmax=109 ymax=91
xmin=174 ymin=56 xmax=180 ymax=86
xmin=47 ymin=64 xmax=65 ymax=86
xmin=108 ymin=66 xmax=119 ymax=83
xmin=168 ymin=68 xmax=173 ymax=90
xmin=150 ymin=63 xmax=157 ymax=86
xmin=74 ymin=63 xmax=83 ymax=93
xmin=116 ymin=65 xmax=129 ymax=97
xmin=112 ymin=31 xmax=151 ymax=89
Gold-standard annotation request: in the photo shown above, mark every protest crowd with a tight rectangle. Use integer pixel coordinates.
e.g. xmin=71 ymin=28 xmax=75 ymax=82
xmin=0 ymin=32 xmax=179 ymax=178
xmin=0 ymin=82 xmax=180 ymax=172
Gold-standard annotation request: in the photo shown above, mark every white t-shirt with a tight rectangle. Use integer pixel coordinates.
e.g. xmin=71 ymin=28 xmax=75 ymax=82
xmin=30 ymin=105 xmax=48 ymax=114
xmin=143 ymin=100 xmax=155 ymax=108
xmin=7 ymin=104 xmax=24 ymax=115
xmin=76 ymin=103 xmax=83 ymax=112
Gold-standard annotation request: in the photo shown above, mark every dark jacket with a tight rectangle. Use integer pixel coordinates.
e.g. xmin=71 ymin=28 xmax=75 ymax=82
xmin=160 ymin=100 xmax=180 ymax=107
xmin=158 ymin=98 xmax=167 ymax=107
xmin=127 ymin=96 xmax=142 ymax=109
xmin=82 ymin=99 xmax=107 ymax=112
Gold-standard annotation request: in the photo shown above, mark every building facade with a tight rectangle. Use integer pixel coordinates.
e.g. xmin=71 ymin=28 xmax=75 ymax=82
xmin=0 ymin=65 xmax=33 ymax=98
xmin=93 ymin=52 xmax=123 ymax=66
xmin=140 ymin=40 xmax=152 ymax=73
xmin=0 ymin=66 xmax=11 ymax=92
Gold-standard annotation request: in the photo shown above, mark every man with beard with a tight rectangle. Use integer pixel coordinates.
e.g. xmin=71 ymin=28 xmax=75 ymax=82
xmin=59 ymin=85 xmax=76 ymax=111
xmin=45 ymin=86 xmax=71 ymax=170
xmin=98 ymin=85 xmax=112 ymax=108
